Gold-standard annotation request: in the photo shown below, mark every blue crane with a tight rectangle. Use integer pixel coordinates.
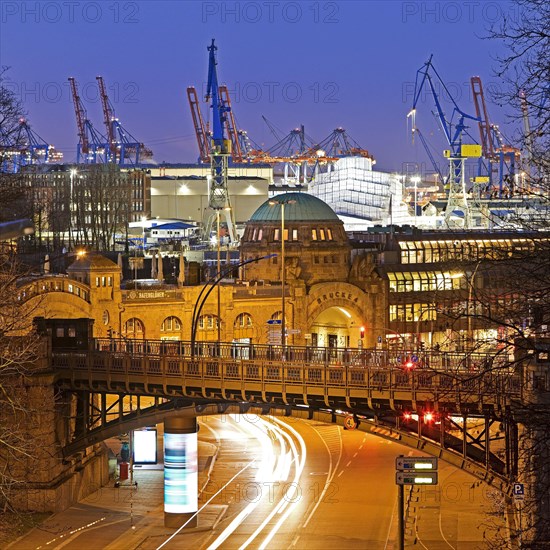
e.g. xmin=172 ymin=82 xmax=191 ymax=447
xmin=408 ymin=55 xmax=481 ymax=226
xmin=1 ymin=119 xmax=62 ymax=173
xmin=203 ymin=39 xmax=237 ymax=242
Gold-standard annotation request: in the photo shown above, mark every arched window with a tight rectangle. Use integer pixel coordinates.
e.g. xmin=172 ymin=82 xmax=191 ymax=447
xmin=161 ymin=316 xmax=182 ymax=332
xmin=125 ymin=318 xmax=145 ymax=339
xmin=271 ymin=311 xmax=282 ymax=322
xmin=235 ymin=313 xmax=253 ymax=328
xmin=234 ymin=313 xmax=254 ymax=340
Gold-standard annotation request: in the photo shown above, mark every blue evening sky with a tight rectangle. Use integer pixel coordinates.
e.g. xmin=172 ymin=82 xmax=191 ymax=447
xmin=1 ymin=0 xmax=519 ymax=173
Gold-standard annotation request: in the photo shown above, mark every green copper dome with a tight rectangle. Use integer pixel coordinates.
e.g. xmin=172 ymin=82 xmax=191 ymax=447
xmin=250 ymin=192 xmax=340 ymax=222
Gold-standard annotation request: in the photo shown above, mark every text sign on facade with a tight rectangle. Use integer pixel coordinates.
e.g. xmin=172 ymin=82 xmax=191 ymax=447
xmin=396 ymin=457 xmax=438 ymax=471
xmin=267 ymin=319 xmax=282 ymax=325
xmin=395 ymin=472 xmax=438 ymax=485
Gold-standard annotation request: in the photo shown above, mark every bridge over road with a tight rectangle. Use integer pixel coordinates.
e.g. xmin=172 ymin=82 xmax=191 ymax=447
xmin=12 ymin=333 xmax=550 ymax=547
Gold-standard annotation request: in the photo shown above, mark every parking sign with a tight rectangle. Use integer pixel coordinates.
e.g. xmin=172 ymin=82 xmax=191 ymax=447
xmin=513 ymin=483 xmax=525 ymax=501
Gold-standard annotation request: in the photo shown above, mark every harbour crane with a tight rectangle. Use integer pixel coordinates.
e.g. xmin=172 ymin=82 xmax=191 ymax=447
xmin=219 ymin=85 xmax=244 ymax=162
xmin=96 ymin=76 xmax=153 ymax=166
xmin=470 ymin=76 xmax=519 ymax=196
xmin=68 ymin=77 xmax=108 ymax=164
xmin=188 ymin=83 xmax=251 ymax=164
xmin=0 ymin=119 xmax=62 ymax=173
xmin=408 ymin=56 xmax=482 ymax=226
xmin=310 ymin=127 xmax=374 ymax=160
xmin=202 ymin=39 xmax=237 ymax=242
xmin=187 ymin=86 xmax=210 ymax=163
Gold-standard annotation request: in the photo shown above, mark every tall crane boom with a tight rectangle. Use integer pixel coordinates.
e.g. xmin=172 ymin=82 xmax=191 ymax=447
xmin=219 ymin=85 xmax=243 ymax=162
xmin=95 ymin=75 xmax=152 ymax=166
xmin=96 ymin=76 xmax=117 ymax=158
xmin=471 ymin=76 xmax=519 ymax=194
xmin=187 ymin=86 xmax=210 ymax=163
xmin=202 ymin=39 xmax=236 ymax=242
xmin=408 ymin=56 xmax=481 ymax=226
xmin=470 ymin=76 xmax=494 ymax=159
xmin=68 ymin=77 xmax=107 ymax=164
xmin=68 ymin=77 xmax=89 ymax=155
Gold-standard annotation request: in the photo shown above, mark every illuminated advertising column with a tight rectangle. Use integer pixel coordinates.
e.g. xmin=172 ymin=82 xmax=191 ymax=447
xmin=164 ymin=416 xmax=198 ymax=528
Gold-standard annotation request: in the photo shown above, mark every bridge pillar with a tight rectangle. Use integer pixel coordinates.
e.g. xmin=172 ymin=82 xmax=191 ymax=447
xmin=164 ymin=416 xmax=198 ymax=529
xmin=513 ymin=339 xmax=550 ymax=548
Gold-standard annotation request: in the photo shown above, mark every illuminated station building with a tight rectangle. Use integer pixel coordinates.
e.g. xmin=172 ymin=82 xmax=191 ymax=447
xmin=22 ymin=191 xmax=547 ymax=352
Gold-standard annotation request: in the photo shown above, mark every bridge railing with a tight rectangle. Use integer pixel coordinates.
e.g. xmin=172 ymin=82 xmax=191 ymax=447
xmin=91 ymin=338 xmax=510 ymax=374
xmin=53 ymin=339 xmax=522 ymax=404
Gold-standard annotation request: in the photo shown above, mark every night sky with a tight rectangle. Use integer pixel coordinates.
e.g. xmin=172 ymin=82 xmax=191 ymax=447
xmin=1 ymin=0 xmax=518 ymax=173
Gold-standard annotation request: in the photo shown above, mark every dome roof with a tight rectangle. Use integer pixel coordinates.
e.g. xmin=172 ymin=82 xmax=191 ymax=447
xmin=250 ymin=192 xmax=340 ymax=223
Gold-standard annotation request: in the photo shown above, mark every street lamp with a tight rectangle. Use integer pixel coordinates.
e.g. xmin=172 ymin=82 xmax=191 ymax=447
xmin=467 ymin=261 xmax=482 ymax=348
xmin=269 ymin=197 xmax=296 ymax=356
xmin=190 ymin=254 xmax=276 ymax=358
xmin=141 ymin=216 xmax=147 ymax=253
xmin=215 ymin=206 xmax=232 ymax=344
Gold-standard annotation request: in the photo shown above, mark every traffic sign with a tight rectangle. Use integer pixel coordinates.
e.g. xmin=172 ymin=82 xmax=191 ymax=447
xmin=396 ymin=472 xmax=438 ymax=485
xmin=344 ymin=415 xmax=357 ymax=430
xmin=267 ymin=319 xmax=282 ymax=325
xmin=396 ymin=457 xmax=438 ymax=471
xmin=287 ymin=329 xmax=301 ymax=334
xmin=513 ymin=483 xmax=525 ymax=501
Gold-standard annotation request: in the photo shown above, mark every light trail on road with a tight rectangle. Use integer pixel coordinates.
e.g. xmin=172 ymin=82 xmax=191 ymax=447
xmin=206 ymin=415 xmax=305 ymax=550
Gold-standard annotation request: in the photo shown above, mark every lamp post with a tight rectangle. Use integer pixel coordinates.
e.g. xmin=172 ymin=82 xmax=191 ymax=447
xmin=269 ymin=198 xmax=296 ymax=356
xmin=467 ymin=261 xmax=482 ymax=348
xmin=190 ymin=254 xmax=276 ymax=358
xmin=411 ymin=176 xmax=421 ymax=226
xmin=216 ymin=210 xmax=221 ymax=343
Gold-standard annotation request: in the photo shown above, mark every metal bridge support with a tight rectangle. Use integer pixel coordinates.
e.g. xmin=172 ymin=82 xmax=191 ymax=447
xmin=164 ymin=416 xmax=199 ymax=529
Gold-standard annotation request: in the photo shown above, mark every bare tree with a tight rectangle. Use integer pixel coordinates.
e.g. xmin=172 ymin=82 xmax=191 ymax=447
xmin=0 ymin=67 xmax=26 ymax=166
xmin=0 ymin=250 xmax=44 ymax=514
xmin=490 ymin=0 xmax=549 ymax=191
xmin=70 ymin=164 xmax=133 ymax=251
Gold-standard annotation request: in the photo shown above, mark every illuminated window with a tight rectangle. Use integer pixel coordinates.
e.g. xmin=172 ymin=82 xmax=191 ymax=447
xmin=274 ymin=228 xmax=280 ymax=241
xmin=235 ymin=313 xmax=253 ymax=327
xmin=292 ymin=229 xmax=298 ymax=240
xmin=161 ymin=316 xmax=182 ymax=332
xmin=125 ymin=318 xmax=145 ymax=338
xmin=312 ymin=229 xmax=317 ymax=241
xmin=327 ymin=229 xmax=333 ymax=240
xmin=319 ymin=229 xmax=326 ymax=241
xmin=198 ymin=315 xmax=219 ymax=329
xmin=257 ymin=229 xmax=263 ymax=241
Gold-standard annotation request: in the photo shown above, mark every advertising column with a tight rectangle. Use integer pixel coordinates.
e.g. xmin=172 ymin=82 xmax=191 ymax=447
xmin=164 ymin=416 xmax=198 ymax=528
